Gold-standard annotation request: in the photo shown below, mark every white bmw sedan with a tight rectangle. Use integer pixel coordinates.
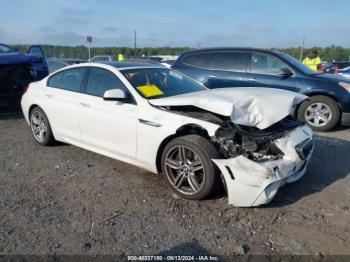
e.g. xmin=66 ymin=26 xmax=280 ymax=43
xmin=21 ymin=62 xmax=314 ymax=207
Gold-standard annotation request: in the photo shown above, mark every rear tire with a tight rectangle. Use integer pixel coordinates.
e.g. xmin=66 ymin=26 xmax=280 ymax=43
xmin=30 ymin=106 xmax=55 ymax=146
xmin=298 ymin=95 xmax=340 ymax=132
xmin=161 ymin=135 xmax=220 ymax=200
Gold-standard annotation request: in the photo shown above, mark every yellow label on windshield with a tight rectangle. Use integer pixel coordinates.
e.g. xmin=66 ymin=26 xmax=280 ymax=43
xmin=137 ymin=84 xmax=163 ymax=97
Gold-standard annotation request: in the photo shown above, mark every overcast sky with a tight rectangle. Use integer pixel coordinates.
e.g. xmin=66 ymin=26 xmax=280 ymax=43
xmin=1 ymin=0 xmax=349 ymax=48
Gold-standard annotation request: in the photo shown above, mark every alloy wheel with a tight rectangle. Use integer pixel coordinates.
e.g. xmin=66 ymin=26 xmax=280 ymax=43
xmin=164 ymin=145 xmax=206 ymax=195
xmin=304 ymin=102 xmax=332 ymax=127
xmin=31 ymin=110 xmax=48 ymax=143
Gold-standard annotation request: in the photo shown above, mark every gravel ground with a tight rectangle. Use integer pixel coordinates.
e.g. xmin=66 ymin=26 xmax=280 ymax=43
xmin=0 ymin=114 xmax=349 ymax=258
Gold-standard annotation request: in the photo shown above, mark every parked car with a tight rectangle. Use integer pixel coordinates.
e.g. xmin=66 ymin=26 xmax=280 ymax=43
xmin=172 ymin=48 xmax=350 ymax=131
xmin=149 ymin=55 xmax=178 ymax=62
xmin=317 ymin=62 xmax=336 ymax=74
xmin=149 ymin=56 xmax=178 ymax=68
xmin=125 ymin=58 xmax=166 ymax=67
xmin=335 ymin=67 xmax=350 ymax=80
xmin=0 ymin=43 xmax=48 ymax=112
xmin=47 ymin=58 xmax=86 ymax=73
xmin=21 ymin=62 xmax=313 ymax=207
xmin=161 ymin=59 xmax=177 ymax=68
xmin=333 ymin=61 xmax=350 ymax=70
xmin=90 ymin=55 xmax=116 ymax=62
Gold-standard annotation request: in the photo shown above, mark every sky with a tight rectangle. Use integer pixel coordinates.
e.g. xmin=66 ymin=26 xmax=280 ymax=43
xmin=0 ymin=0 xmax=349 ymax=48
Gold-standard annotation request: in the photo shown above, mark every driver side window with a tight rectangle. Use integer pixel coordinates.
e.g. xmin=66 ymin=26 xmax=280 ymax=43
xmin=86 ymin=68 xmax=129 ymax=98
xmin=250 ymin=52 xmax=287 ymax=75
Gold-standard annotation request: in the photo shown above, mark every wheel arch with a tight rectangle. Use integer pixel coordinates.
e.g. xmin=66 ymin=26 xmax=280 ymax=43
xmin=296 ymin=91 xmax=342 ymax=116
xmin=28 ymin=104 xmax=40 ymax=119
xmin=155 ymin=124 xmax=212 ymax=173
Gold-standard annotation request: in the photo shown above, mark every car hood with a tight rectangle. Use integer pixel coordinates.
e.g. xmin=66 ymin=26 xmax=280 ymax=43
xmin=313 ymin=73 xmax=350 ymax=83
xmin=149 ymin=87 xmax=308 ymax=130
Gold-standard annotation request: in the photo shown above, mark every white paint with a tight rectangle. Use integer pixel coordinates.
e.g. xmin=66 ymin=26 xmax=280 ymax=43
xmin=149 ymin=87 xmax=308 ymax=129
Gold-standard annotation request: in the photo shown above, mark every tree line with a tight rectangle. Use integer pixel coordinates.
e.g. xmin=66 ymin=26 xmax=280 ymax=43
xmin=10 ymin=44 xmax=350 ymax=62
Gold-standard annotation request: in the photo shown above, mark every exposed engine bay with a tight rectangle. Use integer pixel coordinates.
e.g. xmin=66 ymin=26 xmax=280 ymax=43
xmin=212 ymin=116 xmax=303 ymax=162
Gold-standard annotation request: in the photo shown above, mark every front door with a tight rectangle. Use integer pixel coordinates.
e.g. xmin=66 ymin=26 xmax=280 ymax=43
xmin=27 ymin=45 xmax=49 ymax=80
xmin=245 ymin=52 xmax=298 ymax=92
xmin=78 ymin=67 xmax=137 ymax=159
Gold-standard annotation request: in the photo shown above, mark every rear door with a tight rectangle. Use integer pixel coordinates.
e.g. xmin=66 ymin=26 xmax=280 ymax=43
xmin=209 ymin=51 xmax=249 ymax=88
xmin=245 ymin=52 xmax=298 ymax=92
xmin=173 ymin=52 xmax=216 ymax=87
xmin=45 ymin=67 xmax=86 ymax=143
xmin=27 ymin=45 xmax=49 ymax=80
xmin=174 ymin=51 xmax=249 ymax=89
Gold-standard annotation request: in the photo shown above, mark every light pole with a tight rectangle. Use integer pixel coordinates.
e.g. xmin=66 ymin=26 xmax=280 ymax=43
xmin=87 ymin=36 xmax=92 ymax=60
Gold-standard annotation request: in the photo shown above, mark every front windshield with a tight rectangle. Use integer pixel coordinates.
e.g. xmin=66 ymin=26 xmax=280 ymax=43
xmin=279 ymin=53 xmax=318 ymax=75
xmin=121 ymin=68 xmax=206 ymax=99
xmin=0 ymin=44 xmax=12 ymax=54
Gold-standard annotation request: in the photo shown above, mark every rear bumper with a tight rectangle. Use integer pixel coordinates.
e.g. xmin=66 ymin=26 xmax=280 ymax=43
xmin=341 ymin=112 xmax=350 ymax=126
xmin=20 ymin=96 xmax=30 ymax=125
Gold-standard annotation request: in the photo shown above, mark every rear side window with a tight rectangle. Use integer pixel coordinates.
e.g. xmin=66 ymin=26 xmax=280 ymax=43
xmin=47 ymin=68 xmax=86 ymax=92
xmin=86 ymin=68 xmax=128 ymax=97
xmin=182 ymin=51 xmax=248 ymax=72
xmin=214 ymin=52 xmax=248 ymax=71
xmin=182 ymin=53 xmax=215 ymax=69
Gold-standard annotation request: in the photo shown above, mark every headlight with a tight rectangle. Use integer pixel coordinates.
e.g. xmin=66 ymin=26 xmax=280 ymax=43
xmin=339 ymin=82 xmax=350 ymax=93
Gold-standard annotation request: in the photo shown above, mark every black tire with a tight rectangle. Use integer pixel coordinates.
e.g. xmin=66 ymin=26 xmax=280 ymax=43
xmin=161 ymin=135 xmax=220 ymax=200
xmin=297 ymin=95 xmax=340 ymax=132
xmin=29 ymin=106 xmax=55 ymax=146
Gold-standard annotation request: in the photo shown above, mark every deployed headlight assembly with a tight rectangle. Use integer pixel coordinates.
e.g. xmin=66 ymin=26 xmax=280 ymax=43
xmin=339 ymin=82 xmax=350 ymax=92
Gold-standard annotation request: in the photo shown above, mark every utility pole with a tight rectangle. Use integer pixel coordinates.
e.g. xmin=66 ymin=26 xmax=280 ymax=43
xmin=299 ymin=36 xmax=305 ymax=61
xmin=88 ymin=42 xmax=91 ymax=60
xmin=134 ymin=30 xmax=137 ymax=58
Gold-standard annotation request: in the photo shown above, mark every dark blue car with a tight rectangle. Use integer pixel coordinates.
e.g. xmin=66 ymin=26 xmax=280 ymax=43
xmin=172 ymin=48 xmax=350 ymax=131
xmin=0 ymin=43 xmax=48 ymax=112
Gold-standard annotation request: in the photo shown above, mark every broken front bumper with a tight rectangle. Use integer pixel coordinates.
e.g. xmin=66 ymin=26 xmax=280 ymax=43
xmin=213 ymin=125 xmax=313 ymax=207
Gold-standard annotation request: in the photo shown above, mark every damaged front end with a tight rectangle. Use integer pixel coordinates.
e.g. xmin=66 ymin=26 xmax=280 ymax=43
xmin=212 ymin=117 xmax=313 ymax=207
xmin=150 ymin=87 xmax=314 ymax=207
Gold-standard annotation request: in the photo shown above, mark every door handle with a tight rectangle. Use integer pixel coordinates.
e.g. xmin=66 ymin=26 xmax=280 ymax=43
xmin=138 ymin=119 xmax=162 ymax=127
xmin=208 ymin=75 xmax=217 ymax=78
xmin=247 ymin=78 xmax=256 ymax=82
xmin=45 ymin=94 xmax=53 ymax=98
xmin=80 ymin=102 xmax=90 ymax=107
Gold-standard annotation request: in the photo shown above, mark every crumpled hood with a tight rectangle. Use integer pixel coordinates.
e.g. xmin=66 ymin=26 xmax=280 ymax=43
xmin=149 ymin=87 xmax=308 ymax=129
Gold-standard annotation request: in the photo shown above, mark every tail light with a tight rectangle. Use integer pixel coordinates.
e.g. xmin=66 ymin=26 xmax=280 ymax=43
xmin=23 ymin=85 xmax=30 ymax=95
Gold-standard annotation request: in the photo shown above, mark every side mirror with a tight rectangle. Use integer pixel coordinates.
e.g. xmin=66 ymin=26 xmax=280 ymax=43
xmin=103 ymin=89 xmax=126 ymax=101
xmin=278 ymin=68 xmax=293 ymax=77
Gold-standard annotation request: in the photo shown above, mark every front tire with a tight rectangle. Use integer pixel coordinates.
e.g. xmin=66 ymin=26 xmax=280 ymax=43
xmin=30 ymin=106 xmax=55 ymax=146
xmin=298 ymin=95 xmax=340 ymax=132
xmin=161 ymin=135 xmax=220 ymax=200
